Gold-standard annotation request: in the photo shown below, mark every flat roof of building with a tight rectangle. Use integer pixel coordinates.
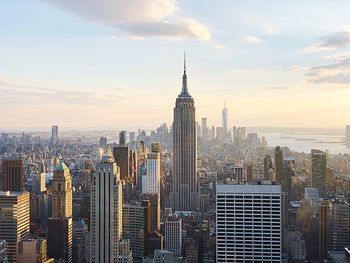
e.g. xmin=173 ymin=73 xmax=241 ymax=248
xmin=0 ymin=191 xmax=29 ymax=197
xmin=217 ymin=182 xmax=281 ymax=194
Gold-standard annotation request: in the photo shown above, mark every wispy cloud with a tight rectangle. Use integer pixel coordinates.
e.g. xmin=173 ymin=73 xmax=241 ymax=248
xmin=214 ymin=44 xmax=227 ymax=49
xmin=244 ymin=35 xmax=261 ymax=44
xmin=306 ymin=54 xmax=350 ymax=84
xmin=0 ymin=77 xmax=125 ymax=105
xmin=45 ymin=0 xmax=211 ymax=41
xmin=290 ymin=65 xmax=309 ymax=72
xmin=264 ymin=86 xmax=291 ymax=90
xmin=303 ymin=29 xmax=350 ymax=53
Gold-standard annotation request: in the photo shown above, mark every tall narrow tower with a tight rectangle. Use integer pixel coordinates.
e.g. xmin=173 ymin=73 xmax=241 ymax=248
xmin=222 ymin=101 xmax=228 ymax=135
xmin=90 ymin=149 xmax=123 ymax=263
xmin=48 ymin=163 xmax=73 ymax=263
xmin=170 ymin=55 xmax=199 ymax=211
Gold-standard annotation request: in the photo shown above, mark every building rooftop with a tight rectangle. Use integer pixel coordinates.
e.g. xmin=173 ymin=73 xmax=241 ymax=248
xmin=55 ymin=162 xmax=68 ymax=171
xmin=217 ymin=181 xmax=281 ymax=194
xmin=0 ymin=191 xmax=29 ymax=197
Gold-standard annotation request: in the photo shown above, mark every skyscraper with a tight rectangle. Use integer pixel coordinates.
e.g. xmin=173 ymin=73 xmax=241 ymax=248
xmin=311 ymin=149 xmax=326 ymax=197
xmin=113 ymin=146 xmax=130 ymax=181
xmin=216 ymin=182 xmax=282 ymax=262
xmin=0 ymin=191 xmax=30 ymax=263
xmin=122 ymin=200 xmax=150 ymax=262
xmin=47 ymin=218 xmax=73 ymax=263
xmin=263 ymin=155 xmax=273 ymax=180
xmin=346 ymin=125 xmax=350 ymax=147
xmin=144 ymin=152 xmax=161 ymax=194
xmin=1 ymin=159 xmax=24 ymax=191
xmin=90 ymin=150 xmax=123 ymax=263
xmin=222 ymin=102 xmax=228 ymax=135
xmin=51 ymin=125 xmax=58 ymax=146
xmin=48 ymin=163 xmax=73 ymax=263
xmin=119 ymin=130 xmax=126 ymax=147
xmin=319 ymin=199 xmax=350 ymax=261
xmin=141 ymin=193 xmax=160 ymax=232
xmin=274 ymin=146 xmax=283 ymax=183
xmin=165 ymin=215 xmax=182 ymax=257
xmin=201 ymin=117 xmax=208 ymax=139
xmin=52 ymin=163 xmax=72 ymax=218
xmin=170 ymin=56 xmax=199 ymax=212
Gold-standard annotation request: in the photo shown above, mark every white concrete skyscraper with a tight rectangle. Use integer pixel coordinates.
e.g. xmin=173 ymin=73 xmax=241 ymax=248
xmin=145 ymin=152 xmax=161 ymax=194
xmin=216 ymin=182 xmax=282 ymax=262
xmin=90 ymin=149 xmax=123 ymax=263
xmin=169 ymin=55 xmax=200 ymax=211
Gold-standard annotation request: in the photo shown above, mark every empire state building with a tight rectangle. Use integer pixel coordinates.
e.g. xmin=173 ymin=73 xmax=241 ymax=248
xmin=170 ymin=56 xmax=200 ymax=211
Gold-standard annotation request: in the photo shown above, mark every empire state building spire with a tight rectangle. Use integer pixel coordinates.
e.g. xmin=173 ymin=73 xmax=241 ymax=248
xmin=181 ymin=53 xmax=189 ymax=96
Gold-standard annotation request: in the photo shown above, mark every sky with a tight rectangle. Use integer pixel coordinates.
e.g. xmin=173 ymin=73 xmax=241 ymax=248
xmin=1 ymin=0 xmax=350 ymax=130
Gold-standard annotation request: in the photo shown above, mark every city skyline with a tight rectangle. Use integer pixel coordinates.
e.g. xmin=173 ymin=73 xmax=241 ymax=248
xmin=1 ymin=1 xmax=350 ymax=128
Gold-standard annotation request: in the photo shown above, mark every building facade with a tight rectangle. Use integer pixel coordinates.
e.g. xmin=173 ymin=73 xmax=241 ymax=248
xmin=122 ymin=200 xmax=150 ymax=262
xmin=311 ymin=149 xmax=327 ymax=197
xmin=165 ymin=215 xmax=182 ymax=257
xmin=1 ymin=159 xmax=24 ymax=191
xmin=216 ymin=182 xmax=282 ymax=262
xmin=145 ymin=152 xmax=161 ymax=194
xmin=0 ymin=192 xmax=30 ymax=263
xmin=51 ymin=163 xmax=72 ymax=218
xmin=90 ymin=152 xmax=123 ymax=263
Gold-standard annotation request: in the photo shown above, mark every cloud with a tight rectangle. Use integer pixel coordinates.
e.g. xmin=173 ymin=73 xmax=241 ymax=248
xmin=244 ymin=35 xmax=261 ymax=44
xmin=214 ymin=44 xmax=227 ymax=49
xmin=290 ymin=65 xmax=308 ymax=72
xmin=306 ymin=54 xmax=350 ymax=84
xmin=264 ymin=86 xmax=291 ymax=90
xmin=0 ymin=77 xmax=124 ymax=105
xmin=45 ymin=0 xmax=211 ymax=40
xmin=303 ymin=29 xmax=350 ymax=53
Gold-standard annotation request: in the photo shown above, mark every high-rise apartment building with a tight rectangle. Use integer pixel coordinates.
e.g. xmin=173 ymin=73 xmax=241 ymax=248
xmin=311 ymin=149 xmax=327 ymax=197
xmin=122 ymin=200 xmax=150 ymax=262
xmin=170 ymin=56 xmax=200 ymax=212
xmin=90 ymin=151 xmax=123 ymax=263
xmin=165 ymin=215 xmax=182 ymax=257
xmin=51 ymin=125 xmax=58 ymax=145
xmin=216 ymin=182 xmax=282 ymax=262
xmin=274 ymin=146 xmax=283 ymax=184
xmin=0 ymin=191 xmax=30 ymax=263
xmin=1 ymin=159 xmax=24 ymax=191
